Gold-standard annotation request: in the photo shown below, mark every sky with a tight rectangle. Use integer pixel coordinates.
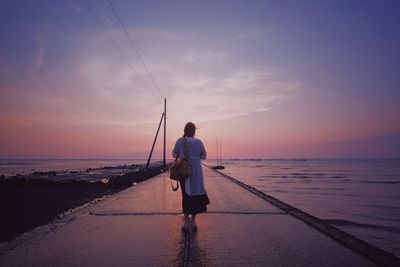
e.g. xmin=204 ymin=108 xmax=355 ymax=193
xmin=0 ymin=0 xmax=399 ymax=159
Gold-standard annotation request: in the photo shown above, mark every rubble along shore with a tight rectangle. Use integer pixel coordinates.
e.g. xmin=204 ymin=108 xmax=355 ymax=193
xmin=0 ymin=165 xmax=167 ymax=242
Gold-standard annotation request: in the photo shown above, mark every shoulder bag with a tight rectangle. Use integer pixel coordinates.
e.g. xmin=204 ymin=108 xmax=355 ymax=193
xmin=170 ymin=137 xmax=192 ymax=191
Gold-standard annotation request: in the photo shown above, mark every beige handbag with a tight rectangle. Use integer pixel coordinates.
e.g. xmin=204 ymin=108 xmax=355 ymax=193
xmin=170 ymin=137 xmax=192 ymax=191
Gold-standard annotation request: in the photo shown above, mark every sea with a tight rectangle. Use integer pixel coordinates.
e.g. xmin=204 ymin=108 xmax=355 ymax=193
xmin=1 ymin=158 xmax=399 ymax=257
xmin=0 ymin=159 xmax=148 ymax=177
xmin=208 ymin=158 xmax=400 ymax=258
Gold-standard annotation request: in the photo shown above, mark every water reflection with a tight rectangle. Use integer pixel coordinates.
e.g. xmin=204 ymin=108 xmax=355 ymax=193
xmin=187 ymin=231 xmax=211 ymax=267
xmin=172 ymin=230 xmax=211 ymax=267
xmin=207 ymin=158 xmax=400 ymax=257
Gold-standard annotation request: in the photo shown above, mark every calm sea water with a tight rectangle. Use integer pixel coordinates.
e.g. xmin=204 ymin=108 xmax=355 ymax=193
xmin=209 ymin=159 xmax=400 ymax=257
xmin=0 ymin=159 xmax=148 ymax=177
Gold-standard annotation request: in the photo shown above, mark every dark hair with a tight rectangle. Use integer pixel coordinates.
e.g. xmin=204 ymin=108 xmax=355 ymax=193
xmin=183 ymin=122 xmax=196 ymax=137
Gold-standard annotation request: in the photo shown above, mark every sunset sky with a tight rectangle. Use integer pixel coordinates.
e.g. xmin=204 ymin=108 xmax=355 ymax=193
xmin=0 ymin=0 xmax=399 ymax=159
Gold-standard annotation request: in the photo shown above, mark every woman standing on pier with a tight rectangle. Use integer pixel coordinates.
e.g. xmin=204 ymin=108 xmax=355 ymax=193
xmin=172 ymin=122 xmax=210 ymax=232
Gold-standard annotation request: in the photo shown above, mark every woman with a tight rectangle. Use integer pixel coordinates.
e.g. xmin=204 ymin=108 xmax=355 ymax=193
xmin=172 ymin=122 xmax=210 ymax=232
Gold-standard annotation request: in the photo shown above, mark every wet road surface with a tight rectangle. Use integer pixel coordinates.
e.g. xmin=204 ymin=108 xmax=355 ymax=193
xmin=0 ymin=167 xmax=376 ymax=266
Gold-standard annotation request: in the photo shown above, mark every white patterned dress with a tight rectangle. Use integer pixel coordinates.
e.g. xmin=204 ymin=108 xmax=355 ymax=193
xmin=172 ymin=137 xmax=207 ymax=196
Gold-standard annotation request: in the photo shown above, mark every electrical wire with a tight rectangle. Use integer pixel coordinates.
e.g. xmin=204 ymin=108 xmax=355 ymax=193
xmin=83 ymin=0 xmax=162 ymax=100
xmin=107 ymin=0 xmax=165 ymax=99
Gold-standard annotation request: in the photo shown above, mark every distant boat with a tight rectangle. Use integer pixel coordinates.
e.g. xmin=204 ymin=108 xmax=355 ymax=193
xmin=292 ymin=158 xmax=307 ymax=161
xmin=211 ymin=165 xmax=225 ymax=170
xmin=211 ymin=139 xmax=225 ymax=170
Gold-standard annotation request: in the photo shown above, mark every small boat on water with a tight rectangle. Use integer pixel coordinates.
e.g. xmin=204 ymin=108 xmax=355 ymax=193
xmin=211 ymin=139 xmax=225 ymax=170
xmin=292 ymin=158 xmax=307 ymax=162
xmin=211 ymin=165 xmax=225 ymax=170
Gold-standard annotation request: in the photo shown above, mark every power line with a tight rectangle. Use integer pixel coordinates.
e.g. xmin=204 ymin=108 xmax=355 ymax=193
xmin=107 ymin=0 xmax=165 ymax=99
xmin=83 ymin=0 xmax=161 ymax=100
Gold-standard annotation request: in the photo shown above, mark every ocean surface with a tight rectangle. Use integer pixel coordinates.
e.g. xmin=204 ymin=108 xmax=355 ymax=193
xmin=1 ymin=158 xmax=399 ymax=257
xmin=207 ymin=159 xmax=400 ymax=258
xmin=0 ymin=159 xmax=148 ymax=177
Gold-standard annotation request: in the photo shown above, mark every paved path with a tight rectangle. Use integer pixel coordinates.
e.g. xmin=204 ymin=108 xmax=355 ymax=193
xmin=0 ymin=167 xmax=376 ymax=266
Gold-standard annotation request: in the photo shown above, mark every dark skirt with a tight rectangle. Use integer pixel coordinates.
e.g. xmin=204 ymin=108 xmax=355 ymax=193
xmin=179 ymin=180 xmax=210 ymax=214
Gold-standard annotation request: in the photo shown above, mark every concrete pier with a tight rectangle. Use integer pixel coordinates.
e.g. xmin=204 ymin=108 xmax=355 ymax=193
xmin=0 ymin=167 xmax=377 ymax=266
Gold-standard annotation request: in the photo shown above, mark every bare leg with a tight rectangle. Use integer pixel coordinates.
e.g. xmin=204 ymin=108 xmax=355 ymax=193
xmin=182 ymin=213 xmax=190 ymax=231
xmin=184 ymin=213 xmax=190 ymax=223
xmin=191 ymin=214 xmax=197 ymax=231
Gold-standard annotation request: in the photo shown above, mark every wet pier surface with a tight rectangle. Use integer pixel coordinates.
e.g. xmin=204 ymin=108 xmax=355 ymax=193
xmin=0 ymin=167 xmax=376 ymax=266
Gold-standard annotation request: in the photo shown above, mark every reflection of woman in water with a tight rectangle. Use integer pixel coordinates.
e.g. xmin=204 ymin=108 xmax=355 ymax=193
xmin=172 ymin=122 xmax=210 ymax=232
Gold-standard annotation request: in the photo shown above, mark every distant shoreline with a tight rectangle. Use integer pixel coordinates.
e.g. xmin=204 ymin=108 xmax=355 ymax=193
xmin=0 ymin=159 xmax=155 ymax=178
xmin=1 ymin=157 xmax=399 ymax=162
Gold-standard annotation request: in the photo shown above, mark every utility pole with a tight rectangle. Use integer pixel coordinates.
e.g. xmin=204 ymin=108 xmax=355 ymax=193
xmin=146 ymin=98 xmax=167 ymax=168
xmin=146 ymin=113 xmax=164 ymax=168
xmin=163 ymin=98 xmax=166 ymax=166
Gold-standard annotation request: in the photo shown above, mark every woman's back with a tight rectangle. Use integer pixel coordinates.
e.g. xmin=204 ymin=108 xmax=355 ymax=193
xmin=172 ymin=136 xmax=207 ymax=196
xmin=173 ymin=137 xmax=206 ymax=160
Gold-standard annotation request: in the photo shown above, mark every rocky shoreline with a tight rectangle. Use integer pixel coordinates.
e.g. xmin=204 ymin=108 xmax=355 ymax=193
xmin=0 ymin=165 xmax=167 ymax=242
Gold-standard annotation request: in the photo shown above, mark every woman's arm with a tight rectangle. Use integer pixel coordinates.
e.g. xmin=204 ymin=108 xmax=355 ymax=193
xmin=172 ymin=138 xmax=180 ymax=158
xmin=200 ymin=140 xmax=207 ymax=160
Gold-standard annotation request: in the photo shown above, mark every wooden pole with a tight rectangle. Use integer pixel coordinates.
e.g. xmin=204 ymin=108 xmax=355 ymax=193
xmin=163 ymin=98 xmax=166 ymax=166
xmin=146 ymin=113 xmax=164 ymax=168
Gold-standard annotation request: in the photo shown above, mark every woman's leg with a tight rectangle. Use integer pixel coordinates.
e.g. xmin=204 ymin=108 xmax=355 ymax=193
xmin=184 ymin=213 xmax=190 ymax=223
xmin=180 ymin=180 xmax=190 ymax=230
xmin=190 ymin=214 xmax=197 ymax=231
xmin=182 ymin=213 xmax=190 ymax=231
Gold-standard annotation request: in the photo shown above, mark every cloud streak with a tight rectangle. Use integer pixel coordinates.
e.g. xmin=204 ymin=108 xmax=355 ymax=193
xmin=73 ymin=28 xmax=301 ymax=124
xmin=237 ymin=25 xmax=270 ymax=39
xmin=34 ymin=46 xmax=46 ymax=68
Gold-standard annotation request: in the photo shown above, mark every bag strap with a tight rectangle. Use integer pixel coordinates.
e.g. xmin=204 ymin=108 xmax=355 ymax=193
xmin=183 ymin=137 xmax=191 ymax=163
xmin=170 ymin=140 xmax=182 ymax=191
xmin=171 ymin=154 xmax=180 ymax=191
xmin=171 ymin=179 xmax=179 ymax=191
